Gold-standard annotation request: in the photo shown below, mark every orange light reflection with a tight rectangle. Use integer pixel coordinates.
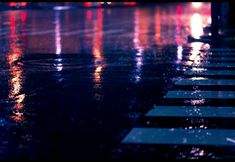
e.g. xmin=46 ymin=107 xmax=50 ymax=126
xmin=8 ymin=13 xmax=26 ymax=123
xmin=154 ymin=7 xmax=162 ymax=46
xmin=92 ymin=8 xmax=105 ymax=101
xmin=132 ymin=8 xmax=150 ymax=83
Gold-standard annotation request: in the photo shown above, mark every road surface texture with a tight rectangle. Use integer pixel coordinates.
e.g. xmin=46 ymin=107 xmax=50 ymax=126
xmin=2 ymin=3 xmax=235 ymax=160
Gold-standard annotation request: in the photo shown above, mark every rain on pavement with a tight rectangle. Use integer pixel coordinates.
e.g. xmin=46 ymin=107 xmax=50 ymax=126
xmin=2 ymin=2 xmax=234 ymax=160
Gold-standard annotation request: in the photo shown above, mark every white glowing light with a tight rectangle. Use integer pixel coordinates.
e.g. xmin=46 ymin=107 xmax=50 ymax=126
xmin=207 ymin=17 xmax=211 ymax=24
xmin=177 ymin=46 xmax=183 ymax=61
xmin=192 ymin=2 xmax=202 ymax=8
xmin=55 ymin=12 xmax=61 ymax=55
xmin=191 ymin=13 xmax=203 ymax=39
xmin=53 ymin=6 xmax=71 ymax=10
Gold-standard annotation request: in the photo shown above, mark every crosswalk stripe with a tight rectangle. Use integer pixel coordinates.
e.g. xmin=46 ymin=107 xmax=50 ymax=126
xmin=122 ymin=128 xmax=235 ymax=146
xmin=120 ymin=47 xmax=235 ymax=154
xmin=175 ymin=79 xmax=235 ymax=86
xmin=164 ymin=90 xmax=235 ymax=99
xmin=145 ymin=106 xmax=235 ymax=118
xmin=198 ymin=63 xmax=235 ymax=68
xmin=208 ymin=57 xmax=235 ymax=61
xmin=184 ymin=70 xmax=235 ymax=76
xmin=210 ymin=48 xmax=235 ymax=51
xmin=209 ymin=53 xmax=235 ymax=56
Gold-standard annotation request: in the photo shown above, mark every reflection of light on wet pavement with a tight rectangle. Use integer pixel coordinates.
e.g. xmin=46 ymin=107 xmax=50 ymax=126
xmin=53 ymin=58 xmax=63 ymax=71
xmin=94 ymin=66 xmax=103 ymax=100
xmin=176 ymin=5 xmax=183 ymax=62
xmin=189 ymin=99 xmax=205 ymax=105
xmin=189 ymin=148 xmax=205 ymax=159
xmin=55 ymin=11 xmax=62 ymax=55
xmin=92 ymin=9 xmax=105 ymax=101
xmin=187 ymin=10 xmax=211 ymax=66
xmin=187 ymin=42 xmax=204 ymax=66
xmin=93 ymin=8 xmax=103 ymax=61
xmin=132 ymin=8 xmax=142 ymax=83
xmin=84 ymin=10 xmax=93 ymax=50
xmin=191 ymin=67 xmax=207 ymax=72
xmin=14 ymin=94 xmax=26 ymax=110
xmin=191 ymin=13 xmax=203 ymax=39
xmin=176 ymin=5 xmax=183 ymax=48
xmin=132 ymin=8 xmax=150 ymax=84
xmin=11 ymin=111 xmax=25 ymax=123
xmin=154 ymin=7 xmax=161 ymax=45
xmin=94 ymin=66 xmax=103 ymax=84
xmin=177 ymin=46 xmax=183 ymax=61
xmin=54 ymin=11 xmax=63 ymax=73
xmin=93 ymin=8 xmax=105 ymax=82
xmin=3 ymin=3 xmax=226 ymax=158
xmin=7 ymin=13 xmax=26 ymax=123
xmin=86 ymin=10 xmax=92 ymax=21
xmin=55 ymin=63 xmax=63 ymax=72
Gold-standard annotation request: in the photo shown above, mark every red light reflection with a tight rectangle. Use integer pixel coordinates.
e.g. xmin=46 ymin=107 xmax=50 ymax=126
xmin=92 ymin=9 xmax=105 ymax=101
xmin=8 ymin=13 xmax=26 ymax=123
xmin=84 ymin=2 xmax=92 ymax=7
xmin=21 ymin=11 xmax=27 ymax=23
xmin=86 ymin=10 xmax=92 ymax=21
xmin=8 ymin=2 xmax=17 ymax=7
xmin=93 ymin=8 xmax=105 ymax=84
xmin=123 ymin=2 xmax=137 ymax=6
xmin=20 ymin=2 xmax=27 ymax=6
xmin=176 ymin=5 xmax=182 ymax=46
xmin=154 ymin=7 xmax=162 ymax=45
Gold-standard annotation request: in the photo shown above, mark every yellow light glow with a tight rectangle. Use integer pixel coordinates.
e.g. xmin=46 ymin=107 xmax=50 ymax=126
xmin=92 ymin=9 xmax=105 ymax=89
xmin=94 ymin=66 xmax=102 ymax=83
xmin=11 ymin=111 xmax=24 ymax=123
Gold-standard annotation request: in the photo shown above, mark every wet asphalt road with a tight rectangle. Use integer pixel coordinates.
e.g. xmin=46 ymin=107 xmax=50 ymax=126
xmin=0 ymin=3 xmax=211 ymax=160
